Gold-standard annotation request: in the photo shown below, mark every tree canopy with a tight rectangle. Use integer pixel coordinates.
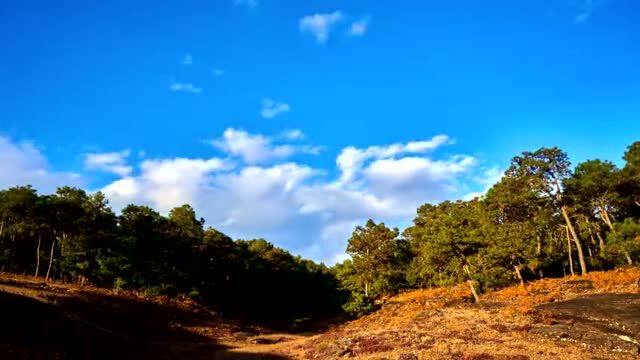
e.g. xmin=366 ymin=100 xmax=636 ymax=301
xmin=336 ymin=141 xmax=640 ymax=315
xmin=1 ymin=140 xmax=639 ymax=320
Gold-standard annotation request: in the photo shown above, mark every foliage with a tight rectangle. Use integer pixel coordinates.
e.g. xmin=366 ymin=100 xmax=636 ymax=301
xmin=1 ymin=140 xmax=640 ymax=321
xmin=346 ymin=219 xmax=407 ymax=298
xmin=335 ymin=141 xmax=640 ymax=313
xmin=605 ymin=218 xmax=640 ymax=264
xmin=0 ymin=187 xmax=342 ymax=323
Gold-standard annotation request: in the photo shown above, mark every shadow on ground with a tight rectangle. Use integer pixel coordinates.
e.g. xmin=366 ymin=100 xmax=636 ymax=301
xmin=534 ymin=293 xmax=640 ymax=355
xmin=0 ymin=284 xmax=289 ymax=360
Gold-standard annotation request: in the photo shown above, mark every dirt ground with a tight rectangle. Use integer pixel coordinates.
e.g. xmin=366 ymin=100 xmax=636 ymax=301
xmin=0 ymin=269 xmax=639 ymax=359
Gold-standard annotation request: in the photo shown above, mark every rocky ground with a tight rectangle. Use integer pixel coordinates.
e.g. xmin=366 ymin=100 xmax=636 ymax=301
xmin=0 ymin=269 xmax=638 ymax=359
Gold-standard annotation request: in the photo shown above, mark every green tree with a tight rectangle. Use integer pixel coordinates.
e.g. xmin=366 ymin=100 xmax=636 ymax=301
xmin=0 ymin=186 xmax=38 ymax=273
xmin=508 ymin=147 xmax=588 ymax=275
xmin=405 ymin=201 xmax=486 ymax=301
xmin=346 ymin=219 xmax=401 ymax=298
xmin=564 ymin=160 xmax=621 ymax=232
xmin=605 ymin=218 xmax=640 ymax=265
xmin=619 ymin=141 xmax=640 ymax=218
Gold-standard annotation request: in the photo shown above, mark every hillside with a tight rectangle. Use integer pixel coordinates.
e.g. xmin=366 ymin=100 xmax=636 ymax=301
xmin=0 ymin=272 xmax=287 ymax=359
xmin=285 ymin=268 xmax=640 ymax=359
xmin=1 ymin=269 xmax=638 ymax=359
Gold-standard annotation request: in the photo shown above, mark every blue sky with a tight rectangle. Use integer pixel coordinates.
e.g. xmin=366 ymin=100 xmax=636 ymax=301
xmin=1 ymin=0 xmax=639 ymax=263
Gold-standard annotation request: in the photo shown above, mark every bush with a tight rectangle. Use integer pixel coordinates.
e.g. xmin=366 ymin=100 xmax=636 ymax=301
xmin=342 ymin=292 xmax=375 ymax=318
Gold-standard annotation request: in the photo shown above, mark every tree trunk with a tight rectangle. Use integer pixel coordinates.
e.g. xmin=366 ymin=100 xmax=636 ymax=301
xmin=624 ymin=252 xmax=633 ymax=265
xmin=565 ymin=226 xmax=575 ymax=276
xmin=10 ymin=232 xmax=15 ymax=272
xmin=45 ymin=238 xmax=56 ymax=282
xmin=514 ymin=264 xmax=524 ymax=286
xmin=595 ymin=229 xmax=605 ymax=251
xmin=35 ymin=233 xmax=41 ymax=277
xmin=578 ymin=219 xmax=594 ymax=258
xmin=599 ymin=205 xmax=614 ymax=231
xmin=0 ymin=221 xmax=4 ymax=271
xmin=536 ymin=235 xmax=542 ymax=256
xmin=561 ymin=206 xmax=587 ymax=275
xmin=585 ymin=218 xmax=597 ymax=247
xmin=463 ymin=264 xmax=480 ymax=303
xmin=364 ymin=281 xmax=369 ymax=298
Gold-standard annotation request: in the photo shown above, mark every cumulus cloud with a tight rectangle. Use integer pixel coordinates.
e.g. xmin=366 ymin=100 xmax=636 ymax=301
xmin=170 ymin=82 xmax=202 ymax=94
xmin=0 ymin=136 xmax=83 ymax=193
xmin=348 ymin=17 xmax=370 ymax=37
xmin=307 ymin=137 xmax=476 ymax=221
xmin=336 ymin=134 xmax=452 ymax=184
xmin=100 ymin=130 xmax=479 ymax=263
xmin=212 ymin=68 xmax=224 ymax=77
xmin=84 ymin=150 xmax=132 ymax=176
xmin=260 ymin=98 xmax=290 ymax=119
xmin=102 ymin=159 xmax=327 ymax=254
xmin=4 ymin=130 xmax=483 ymax=264
xmin=103 ymin=157 xmax=231 ymax=212
xmin=212 ymin=128 xmax=294 ymax=164
xmin=299 ymin=11 xmax=344 ymax=44
xmin=212 ymin=128 xmax=320 ymax=164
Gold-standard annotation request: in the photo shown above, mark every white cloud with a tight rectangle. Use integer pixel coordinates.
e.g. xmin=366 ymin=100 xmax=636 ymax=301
xmin=260 ymin=98 xmax=290 ymax=119
xmin=463 ymin=166 xmax=504 ymax=200
xmin=211 ymin=128 xmax=321 ymax=164
xmin=212 ymin=128 xmax=293 ymax=164
xmin=212 ymin=68 xmax=224 ymax=77
xmin=0 ymin=136 xmax=83 ymax=193
xmin=299 ymin=11 xmax=344 ymax=44
xmin=103 ymin=157 xmax=231 ymax=212
xmin=336 ymin=134 xmax=452 ymax=184
xmin=235 ymin=0 xmax=257 ymax=8
xmin=348 ymin=17 xmax=370 ymax=37
xmin=3 ymin=129 xmax=483 ymax=264
xmin=572 ymin=0 xmax=608 ymax=24
xmin=170 ymin=82 xmax=202 ymax=94
xmin=182 ymin=53 xmax=193 ymax=65
xmin=84 ymin=150 xmax=132 ymax=176
xmin=280 ymin=129 xmax=305 ymax=141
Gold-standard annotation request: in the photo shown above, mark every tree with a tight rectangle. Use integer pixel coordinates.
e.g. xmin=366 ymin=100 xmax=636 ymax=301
xmin=619 ymin=141 xmax=640 ymax=217
xmin=50 ymin=187 xmax=91 ymax=282
xmin=508 ymin=148 xmax=588 ymax=275
xmin=117 ymin=205 xmax=170 ymax=289
xmin=605 ymin=218 xmax=640 ymax=265
xmin=404 ymin=201 xmax=487 ymax=301
xmin=484 ymin=173 xmax=551 ymax=279
xmin=346 ymin=219 xmax=401 ymax=298
xmin=564 ymin=160 xmax=620 ymax=231
xmin=0 ymin=186 xmax=39 ymax=273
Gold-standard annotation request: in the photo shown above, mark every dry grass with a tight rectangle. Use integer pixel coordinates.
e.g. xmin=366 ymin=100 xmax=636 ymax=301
xmin=1 ymin=269 xmax=639 ymax=359
xmin=283 ymin=268 xmax=640 ymax=359
xmin=490 ymin=267 xmax=640 ymax=316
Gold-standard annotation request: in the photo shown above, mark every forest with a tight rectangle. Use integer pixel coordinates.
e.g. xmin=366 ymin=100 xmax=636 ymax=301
xmin=1 ymin=141 xmax=639 ymax=321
